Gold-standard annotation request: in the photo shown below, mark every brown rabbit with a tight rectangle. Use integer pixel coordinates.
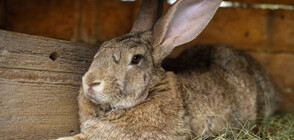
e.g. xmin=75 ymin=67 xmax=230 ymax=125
xmin=57 ymin=0 xmax=280 ymax=139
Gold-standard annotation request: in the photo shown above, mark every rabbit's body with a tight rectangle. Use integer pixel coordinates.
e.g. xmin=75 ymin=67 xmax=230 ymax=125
xmin=57 ymin=0 xmax=280 ymax=139
xmin=164 ymin=45 xmax=279 ymax=134
xmin=76 ymin=44 xmax=279 ymax=139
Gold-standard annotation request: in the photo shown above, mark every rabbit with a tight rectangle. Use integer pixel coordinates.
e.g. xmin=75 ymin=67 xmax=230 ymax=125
xmin=57 ymin=0 xmax=280 ymax=139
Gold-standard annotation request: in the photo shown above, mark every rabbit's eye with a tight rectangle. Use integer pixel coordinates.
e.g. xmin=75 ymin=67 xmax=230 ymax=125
xmin=131 ymin=54 xmax=143 ymax=65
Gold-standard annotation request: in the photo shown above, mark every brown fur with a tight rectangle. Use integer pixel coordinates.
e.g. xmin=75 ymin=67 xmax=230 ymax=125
xmin=57 ymin=0 xmax=280 ymax=139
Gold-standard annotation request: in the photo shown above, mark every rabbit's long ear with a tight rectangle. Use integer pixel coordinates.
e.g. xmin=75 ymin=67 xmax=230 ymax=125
xmin=152 ymin=0 xmax=222 ymax=64
xmin=130 ymin=0 xmax=163 ymax=33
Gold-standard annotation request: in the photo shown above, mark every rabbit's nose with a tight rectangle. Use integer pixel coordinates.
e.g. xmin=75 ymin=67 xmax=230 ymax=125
xmin=90 ymin=82 xmax=101 ymax=87
xmin=82 ymin=76 xmax=105 ymax=93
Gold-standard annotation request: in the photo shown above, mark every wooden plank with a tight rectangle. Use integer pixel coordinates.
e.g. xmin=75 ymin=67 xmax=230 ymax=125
xmin=0 ymin=82 xmax=80 ymax=139
xmin=0 ymin=68 xmax=82 ymax=86
xmin=4 ymin=0 xmax=80 ymax=40
xmin=0 ymin=30 xmax=98 ymax=73
xmin=228 ymin=0 xmax=294 ymax=5
xmin=191 ymin=8 xmax=294 ymax=52
xmin=0 ymin=30 xmax=98 ymax=139
xmin=88 ymin=0 xmax=139 ymax=41
xmin=1 ymin=0 xmax=139 ymax=41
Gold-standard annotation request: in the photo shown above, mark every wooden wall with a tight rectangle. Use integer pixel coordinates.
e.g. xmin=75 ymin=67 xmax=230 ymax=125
xmin=0 ymin=0 xmax=293 ymax=139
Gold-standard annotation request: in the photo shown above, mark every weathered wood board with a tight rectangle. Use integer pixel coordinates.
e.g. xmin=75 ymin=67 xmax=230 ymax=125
xmin=0 ymin=30 xmax=99 ymax=139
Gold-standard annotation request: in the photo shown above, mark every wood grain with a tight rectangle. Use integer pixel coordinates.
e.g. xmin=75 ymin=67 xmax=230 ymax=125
xmin=86 ymin=0 xmax=139 ymax=41
xmin=4 ymin=0 xmax=79 ymax=40
xmin=0 ymin=30 xmax=98 ymax=139
xmin=192 ymin=8 xmax=294 ymax=52
xmin=0 ymin=81 xmax=80 ymax=139
xmin=0 ymin=30 xmax=98 ymax=73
